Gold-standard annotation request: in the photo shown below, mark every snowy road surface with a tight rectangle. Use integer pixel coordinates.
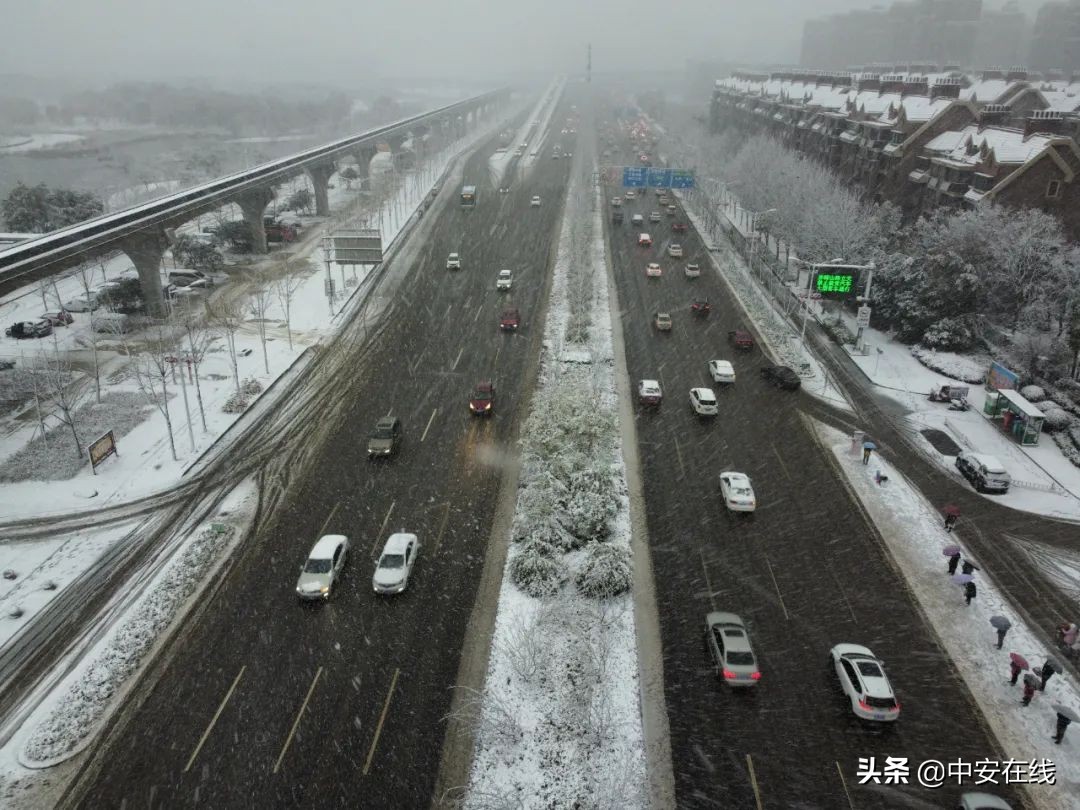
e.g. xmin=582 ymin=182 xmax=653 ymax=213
xmin=58 ymin=109 xmax=573 ymax=809
xmin=602 ymin=146 xmax=1023 ymax=808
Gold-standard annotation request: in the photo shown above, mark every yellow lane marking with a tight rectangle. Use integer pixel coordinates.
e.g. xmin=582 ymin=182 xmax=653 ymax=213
xmin=184 ymin=666 xmax=246 ymax=772
xmin=273 ymin=666 xmax=324 ymax=774
xmin=363 ymin=668 xmax=401 ymax=775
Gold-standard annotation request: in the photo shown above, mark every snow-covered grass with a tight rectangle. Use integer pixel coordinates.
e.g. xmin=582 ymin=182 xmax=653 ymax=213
xmin=464 ymin=131 xmax=646 ymax=808
xmin=0 ymin=134 xmax=84 ymax=153
xmin=814 ymin=421 xmax=1080 ymax=809
xmin=911 ymin=345 xmax=989 ymax=384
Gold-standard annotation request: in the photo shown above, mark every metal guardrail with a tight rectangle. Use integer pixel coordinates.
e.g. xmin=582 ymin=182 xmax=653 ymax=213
xmin=0 ymin=89 xmax=509 ymax=293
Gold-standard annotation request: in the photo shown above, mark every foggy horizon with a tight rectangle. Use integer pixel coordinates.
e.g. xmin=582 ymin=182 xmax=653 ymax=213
xmin=7 ymin=0 xmax=1047 ymax=90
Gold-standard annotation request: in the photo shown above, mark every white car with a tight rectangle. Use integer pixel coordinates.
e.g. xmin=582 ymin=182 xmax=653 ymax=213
xmin=830 ymin=643 xmax=901 ymax=722
xmin=668 ymin=244 xmax=683 ymax=258
xmin=637 ymin=233 xmax=652 ymax=247
xmin=637 ymin=379 xmax=663 ymax=406
xmin=296 ymin=534 xmax=349 ymax=600
xmin=709 ymin=360 xmax=736 ymax=384
xmin=631 ymin=214 xmax=644 ymax=226
xmin=496 ymin=269 xmax=513 ymax=290
xmin=446 ymin=253 xmax=461 ymax=270
xmin=690 ymin=387 xmax=718 ymax=416
xmin=705 ymin=612 xmax=761 ymax=686
xmin=685 ymin=263 xmax=701 ymax=278
xmin=624 ymin=190 xmax=636 ymax=200
xmin=373 ymin=532 xmax=420 ymax=595
xmin=646 ymin=262 xmax=662 ymax=277
xmin=719 ymin=472 xmax=756 ymax=512
xmin=530 ymin=196 xmax=542 ymax=207
xmin=62 ymin=293 xmax=101 ymax=312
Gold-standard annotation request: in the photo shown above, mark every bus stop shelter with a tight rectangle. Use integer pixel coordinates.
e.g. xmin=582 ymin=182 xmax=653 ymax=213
xmin=983 ymin=388 xmax=1045 ymax=446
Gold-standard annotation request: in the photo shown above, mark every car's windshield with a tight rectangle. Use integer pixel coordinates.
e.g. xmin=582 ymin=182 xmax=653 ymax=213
xmin=727 ymin=652 xmax=755 ymax=666
xmin=304 ymin=558 xmax=332 ymax=574
xmin=379 ymin=553 xmax=405 ymax=569
xmin=856 ymin=660 xmax=883 ymax=678
xmin=473 ymin=389 xmax=491 ymax=401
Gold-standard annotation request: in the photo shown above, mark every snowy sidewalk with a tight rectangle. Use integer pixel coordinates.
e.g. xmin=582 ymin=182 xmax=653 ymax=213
xmin=814 ymin=420 xmax=1079 ymax=809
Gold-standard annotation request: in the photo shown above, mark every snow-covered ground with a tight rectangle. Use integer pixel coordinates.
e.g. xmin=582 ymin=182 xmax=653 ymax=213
xmin=0 ymin=134 xmax=85 ymax=153
xmin=465 ymin=127 xmax=646 ymax=808
xmin=814 ymin=421 xmax=1080 ymax=809
xmin=488 ymin=81 xmax=563 ymax=189
xmin=837 ymin=317 xmax=1080 ymax=521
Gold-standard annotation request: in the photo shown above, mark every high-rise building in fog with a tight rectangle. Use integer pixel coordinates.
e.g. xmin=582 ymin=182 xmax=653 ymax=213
xmin=800 ymin=0 xmax=1026 ymax=71
xmin=1028 ymin=0 xmax=1080 ymax=74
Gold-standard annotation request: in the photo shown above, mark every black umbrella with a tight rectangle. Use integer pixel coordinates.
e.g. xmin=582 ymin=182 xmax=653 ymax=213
xmin=990 ymin=616 xmax=1012 ymax=631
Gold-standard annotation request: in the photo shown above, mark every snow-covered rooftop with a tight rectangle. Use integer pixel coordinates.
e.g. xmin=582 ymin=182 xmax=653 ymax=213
xmin=925 ymin=125 xmax=1055 ymax=166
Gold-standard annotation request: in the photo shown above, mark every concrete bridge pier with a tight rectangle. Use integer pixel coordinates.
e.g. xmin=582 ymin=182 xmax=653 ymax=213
xmin=120 ymin=228 xmax=170 ymax=318
xmin=235 ymin=187 xmax=275 ymax=254
xmin=305 ymin=161 xmax=337 ymax=217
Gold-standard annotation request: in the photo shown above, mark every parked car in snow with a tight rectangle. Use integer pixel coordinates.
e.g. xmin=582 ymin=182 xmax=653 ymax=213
xmin=5 ymin=320 xmax=52 ymax=339
xmin=955 ymin=451 xmax=1011 ymax=493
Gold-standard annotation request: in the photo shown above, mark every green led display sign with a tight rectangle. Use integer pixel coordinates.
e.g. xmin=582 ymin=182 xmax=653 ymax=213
xmin=815 ymin=272 xmax=855 ymax=295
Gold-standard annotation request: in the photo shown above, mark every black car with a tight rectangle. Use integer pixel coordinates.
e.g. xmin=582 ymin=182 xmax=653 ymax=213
xmin=760 ymin=365 xmax=801 ymax=390
xmin=5 ymin=320 xmax=53 ymax=340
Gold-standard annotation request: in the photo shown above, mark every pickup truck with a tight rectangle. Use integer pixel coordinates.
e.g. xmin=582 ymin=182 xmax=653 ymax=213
xmin=728 ymin=330 xmax=754 ymax=350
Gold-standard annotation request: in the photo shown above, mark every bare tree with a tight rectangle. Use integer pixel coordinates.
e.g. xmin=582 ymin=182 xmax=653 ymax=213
xmin=206 ymin=298 xmax=244 ymax=394
xmin=245 ymin=276 xmax=273 ymax=374
xmin=72 ymin=262 xmax=104 ymax=403
xmin=130 ymin=321 xmax=178 ymax=461
xmin=35 ymin=336 xmax=89 ymax=459
xmin=272 ymin=261 xmax=303 ymax=352
xmin=443 ymin=686 xmax=523 ymax=749
xmin=175 ymin=301 xmax=211 ymax=432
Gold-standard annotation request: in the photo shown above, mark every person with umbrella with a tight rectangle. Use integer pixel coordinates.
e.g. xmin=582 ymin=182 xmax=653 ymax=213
xmin=964 ymin=580 xmax=977 ymax=605
xmin=961 ymin=559 xmax=979 ymax=576
xmin=944 ymin=505 xmax=960 ymax=532
xmin=1052 ymin=704 xmax=1078 ymax=744
xmin=1009 ymin=653 xmax=1029 ymax=685
xmin=1039 ymin=658 xmax=1060 ymax=691
xmin=1022 ymin=673 xmax=1039 ymax=705
xmin=944 ymin=545 xmax=961 ymax=575
xmin=862 ymin=440 xmax=876 ymax=465
xmin=990 ymin=616 xmax=1011 ymax=650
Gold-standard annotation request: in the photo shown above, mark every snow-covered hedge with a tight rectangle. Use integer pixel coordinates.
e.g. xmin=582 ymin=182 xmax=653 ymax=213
xmin=22 ymin=524 xmax=236 ymax=765
xmin=1052 ymin=431 xmax=1080 ymax=469
xmin=1021 ymin=385 xmax=1046 ymax=402
xmin=1040 ymin=406 xmax=1072 ymax=432
xmin=575 ymin=543 xmax=633 ymax=599
xmin=508 ymin=540 xmax=566 ymax=597
xmin=910 ymin=345 xmax=987 ymax=384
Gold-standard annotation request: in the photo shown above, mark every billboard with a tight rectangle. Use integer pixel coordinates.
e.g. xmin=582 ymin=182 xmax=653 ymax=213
xmin=331 ymin=229 xmax=383 ymax=265
xmin=814 ymin=271 xmax=855 ymax=295
xmin=987 ymin=361 xmax=1019 ymax=391
xmin=88 ymin=430 xmax=118 ymax=473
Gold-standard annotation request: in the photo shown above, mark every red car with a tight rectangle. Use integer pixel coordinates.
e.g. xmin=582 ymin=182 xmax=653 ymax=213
xmin=672 ymin=222 xmax=688 ymax=233
xmin=728 ymin=329 xmax=754 ymax=350
xmin=469 ymin=381 xmax=496 ymax=415
xmin=41 ymin=310 xmax=75 ymax=326
xmin=500 ymin=307 xmax=520 ymax=331
xmin=264 ymin=220 xmax=298 ymax=244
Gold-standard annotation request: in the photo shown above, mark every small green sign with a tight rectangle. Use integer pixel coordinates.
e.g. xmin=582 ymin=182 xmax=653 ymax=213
xmin=815 ymin=272 xmax=855 ymax=294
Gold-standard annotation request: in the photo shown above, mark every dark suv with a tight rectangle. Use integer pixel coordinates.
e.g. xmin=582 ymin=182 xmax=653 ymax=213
xmin=760 ymin=365 xmax=801 ymax=390
xmin=367 ymin=416 xmax=402 ymax=457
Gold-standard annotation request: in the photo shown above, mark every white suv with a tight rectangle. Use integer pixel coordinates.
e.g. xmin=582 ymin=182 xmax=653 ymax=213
xmin=830 ymin=643 xmax=900 ymax=722
xmin=446 ymin=253 xmax=461 ymax=270
xmin=690 ymin=387 xmax=718 ymax=416
xmin=296 ymin=535 xmax=349 ymax=600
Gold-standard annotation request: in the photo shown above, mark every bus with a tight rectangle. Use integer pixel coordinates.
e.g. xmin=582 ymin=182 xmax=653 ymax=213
xmin=460 ymin=185 xmax=477 ymax=207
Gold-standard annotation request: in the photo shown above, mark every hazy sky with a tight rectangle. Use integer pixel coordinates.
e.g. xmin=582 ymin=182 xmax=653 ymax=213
xmin=1 ymin=0 xmax=1048 ymax=88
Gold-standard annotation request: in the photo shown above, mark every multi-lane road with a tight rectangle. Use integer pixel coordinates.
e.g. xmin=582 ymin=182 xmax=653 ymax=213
xmin=60 ymin=100 xmax=577 ymax=810
xmin=602 ymin=131 xmax=1023 ymax=808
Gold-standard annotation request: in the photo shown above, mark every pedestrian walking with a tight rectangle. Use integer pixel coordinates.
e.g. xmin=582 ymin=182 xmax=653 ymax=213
xmin=996 ymin=626 xmax=1009 ymax=649
xmin=1060 ymin=623 xmax=1079 ymax=648
xmin=964 ymin=581 xmax=977 ymax=606
xmin=1009 ymin=659 xmax=1024 ymax=685
xmin=944 ymin=508 xmax=959 ymax=532
xmin=947 ymin=552 xmax=961 ymax=576
xmin=1022 ymin=675 xmax=1038 ymax=706
xmin=1039 ymin=659 xmax=1060 ymax=691
xmin=961 ymin=560 xmax=979 ymax=576
xmin=862 ymin=446 xmax=872 ymax=465
xmin=1055 ymin=713 xmax=1072 ymax=743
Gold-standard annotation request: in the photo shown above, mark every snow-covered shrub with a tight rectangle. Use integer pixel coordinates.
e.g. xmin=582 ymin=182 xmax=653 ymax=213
xmin=1041 ymin=407 xmax=1072 ymax=431
xmin=910 ymin=346 xmax=987 ymax=384
xmin=240 ymin=377 xmax=263 ymax=396
xmin=1021 ymin=385 xmax=1047 ymax=402
xmin=509 ymin=541 xmax=566 ymax=597
xmin=921 ymin=317 xmax=977 ymax=351
xmin=1048 ymin=389 xmax=1080 ymax=419
xmin=562 ymin=488 xmax=615 ymax=545
xmin=222 ymin=392 xmax=249 ymax=413
xmin=1052 ymin=431 xmax=1080 ymax=469
xmin=575 ymin=543 xmax=632 ymax=599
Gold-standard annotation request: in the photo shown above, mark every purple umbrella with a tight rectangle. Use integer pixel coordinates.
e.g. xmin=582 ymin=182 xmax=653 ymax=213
xmin=951 ymin=573 xmax=974 ymax=585
xmin=942 ymin=545 xmax=961 ymax=557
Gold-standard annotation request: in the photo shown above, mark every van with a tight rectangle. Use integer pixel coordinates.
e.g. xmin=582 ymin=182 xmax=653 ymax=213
xmin=955 ymin=451 xmax=1011 ymax=493
xmin=91 ymin=312 xmax=130 ymax=334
